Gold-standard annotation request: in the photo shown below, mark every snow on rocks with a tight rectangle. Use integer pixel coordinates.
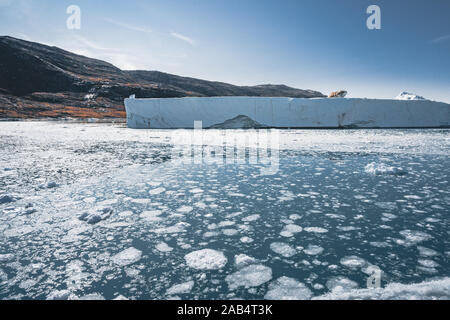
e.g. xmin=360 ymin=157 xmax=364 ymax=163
xmin=78 ymin=207 xmax=113 ymax=224
xmin=226 ymin=264 xmax=272 ymax=290
xmin=166 ymin=280 xmax=195 ymax=295
xmin=184 ymin=249 xmax=227 ymax=270
xmin=111 ymin=247 xmax=142 ymax=266
xmin=270 ymin=242 xmax=297 ymax=258
xmin=264 ymin=277 xmax=312 ymax=300
xmin=395 ymin=92 xmax=426 ymax=101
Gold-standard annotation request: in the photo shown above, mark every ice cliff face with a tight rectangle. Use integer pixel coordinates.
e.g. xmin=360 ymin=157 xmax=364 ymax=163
xmin=125 ymin=96 xmax=450 ymax=129
xmin=395 ymin=92 xmax=426 ymax=100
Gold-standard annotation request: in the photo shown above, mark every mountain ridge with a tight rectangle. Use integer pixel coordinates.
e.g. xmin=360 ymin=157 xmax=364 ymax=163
xmin=0 ymin=36 xmax=325 ymax=119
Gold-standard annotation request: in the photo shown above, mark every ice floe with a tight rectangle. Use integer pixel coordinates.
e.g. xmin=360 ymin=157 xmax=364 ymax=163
xmin=78 ymin=207 xmax=113 ymax=224
xmin=270 ymin=242 xmax=297 ymax=258
xmin=111 ymin=247 xmax=142 ymax=266
xmin=166 ymin=280 xmax=194 ymax=295
xmin=317 ymin=278 xmax=450 ymax=300
xmin=226 ymin=264 xmax=272 ymax=290
xmin=264 ymin=277 xmax=312 ymax=300
xmin=364 ymin=163 xmax=407 ymax=176
xmin=184 ymin=249 xmax=227 ymax=270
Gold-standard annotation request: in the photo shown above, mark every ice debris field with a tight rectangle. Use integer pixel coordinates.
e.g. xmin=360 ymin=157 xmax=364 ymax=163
xmin=0 ymin=122 xmax=449 ymax=300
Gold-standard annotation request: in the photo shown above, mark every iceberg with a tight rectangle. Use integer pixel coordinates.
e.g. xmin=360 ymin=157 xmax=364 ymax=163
xmin=125 ymin=96 xmax=450 ymax=129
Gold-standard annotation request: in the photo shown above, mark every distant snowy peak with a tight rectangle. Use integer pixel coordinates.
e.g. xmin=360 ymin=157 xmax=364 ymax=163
xmin=395 ymin=92 xmax=426 ymax=100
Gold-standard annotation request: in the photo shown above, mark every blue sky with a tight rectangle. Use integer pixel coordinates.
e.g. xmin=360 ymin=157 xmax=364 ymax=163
xmin=1 ymin=0 xmax=449 ymax=102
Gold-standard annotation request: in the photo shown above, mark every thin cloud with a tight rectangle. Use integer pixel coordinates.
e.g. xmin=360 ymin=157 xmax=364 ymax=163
xmin=103 ymin=18 xmax=152 ymax=34
xmin=431 ymin=34 xmax=450 ymax=44
xmin=170 ymin=32 xmax=194 ymax=45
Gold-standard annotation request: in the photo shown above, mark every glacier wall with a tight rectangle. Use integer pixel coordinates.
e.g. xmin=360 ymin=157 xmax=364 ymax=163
xmin=125 ymin=96 xmax=450 ymax=129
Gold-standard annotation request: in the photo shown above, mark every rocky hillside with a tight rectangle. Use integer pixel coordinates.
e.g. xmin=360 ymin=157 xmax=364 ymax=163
xmin=0 ymin=36 xmax=325 ymax=119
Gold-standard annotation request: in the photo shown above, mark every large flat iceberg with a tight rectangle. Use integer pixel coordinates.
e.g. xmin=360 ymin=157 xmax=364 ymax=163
xmin=125 ymin=96 xmax=450 ymax=129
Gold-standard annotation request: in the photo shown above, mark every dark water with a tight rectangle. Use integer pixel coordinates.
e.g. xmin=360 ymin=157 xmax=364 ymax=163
xmin=0 ymin=122 xmax=449 ymax=299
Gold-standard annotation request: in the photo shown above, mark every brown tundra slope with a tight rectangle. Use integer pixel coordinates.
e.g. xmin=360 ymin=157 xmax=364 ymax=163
xmin=0 ymin=36 xmax=325 ymax=119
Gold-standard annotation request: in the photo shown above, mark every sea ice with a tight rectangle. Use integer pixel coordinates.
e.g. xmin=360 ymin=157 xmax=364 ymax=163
xmin=111 ymin=247 xmax=142 ymax=266
xmin=264 ymin=277 xmax=312 ymax=300
xmin=156 ymin=242 xmax=173 ymax=253
xmin=340 ymin=256 xmax=367 ymax=269
xmin=184 ymin=249 xmax=227 ymax=270
xmin=317 ymin=278 xmax=450 ymax=300
xmin=364 ymin=163 xmax=407 ymax=176
xmin=149 ymin=187 xmax=165 ymax=195
xmin=304 ymin=227 xmax=328 ymax=234
xmin=303 ymin=245 xmax=324 ymax=256
xmin=326 ymin=276 xmax=359 ymax=292
xmin=234 ymin=254 xmax=257 ymax=268
xmin=226 ymin=264 xmax=272 ymax=290
xmin=166 ymin=280 xmax=195 ymax=295
xmin=270 ymin=242 xmax=297 ymax=258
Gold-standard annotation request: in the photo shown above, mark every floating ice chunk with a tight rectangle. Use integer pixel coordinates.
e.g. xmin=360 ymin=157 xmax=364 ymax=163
xmin=156 ymin=242 xmax=173 ymax=253
xmin=222 ymin=229 xmax=238 ymax=236
xmin=289 ymin=214 xmax=302 ymax=220
xmin=185 ymin=249 xmax=227 ymax=270
xmin=234 ymin=254 xmax=258 ymax=268
xmin=304 ymin=227 xmax=328 ymax=234
xmin=177 ymin=206 xmax=193 ymax=213
xmin=149 ymin=187 xmax=166 ymax=195
xmin=316 ymin=278 xmax=450 ymax=300
xmin=270 ymin=242 xmax=297 ymax=258
xmin=364 ymin=163 xmax=407 ymax=176
xmin=153 ymin=222 xmax=189 ymax=234
xmin=141 ymin=210 xmax=162 ymax=221
xmin=47 ymin=289 xmax=71 ymax=300
xmin=131 ymin=198 xmax=151 ymax=204
xmin=340 ymin=256 xmax=367 ymax=269
xmin=76 ymin=293 xmax=105 ymax=300
xmin=0 ymin=253 xmax=14 ymax=262
xmin=78 ymin=207 xmax=113 ymax=224
xmin=166 ymin=280 xmax=195 ymax=295
xmin=417 ymin=246 xmax=439 ymax=257
xmin=264 ymin=277 xmax=312 ymax=300
xmin=240 ymin=236 xmax=254 ymax=243
xmin=399 ymin=230 xmax=432 ymax=246
xmin=189 ymin=188 xmax=204 ymax=194
xmin=226 ymin=264 xmax=272 ymax=290
xmin=280 ymin=224 xmax=303 ymax=237
xmin=113 ymin=295 xmax=128 ymax=300
xmin=112 ymin=247 xmax=142 ymax=266
xmin=303 ymin=245 xmax=324 ymax=256
xmin=418 ymin=259 xmax=439 ymax=268
xmin=242 ymin=214 xmax=260 ymax=222
xmin=219 ymin=220 xmax=235 ymax=227
xmin=326 ymin=276 xmax=359 ymax=292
